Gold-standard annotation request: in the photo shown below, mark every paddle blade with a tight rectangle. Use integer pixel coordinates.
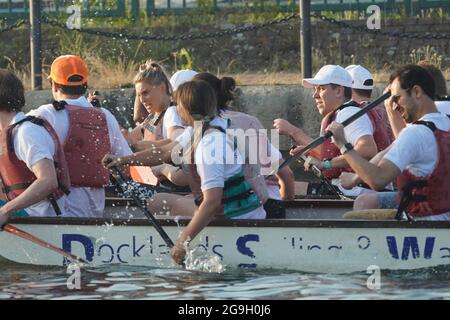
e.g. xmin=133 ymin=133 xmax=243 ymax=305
xmin=3 ymin=224 xmax=87 ymax=264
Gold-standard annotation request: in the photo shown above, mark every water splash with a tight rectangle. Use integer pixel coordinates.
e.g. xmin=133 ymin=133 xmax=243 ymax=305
xmin=183 ymin=246 xmax=226 ymax=274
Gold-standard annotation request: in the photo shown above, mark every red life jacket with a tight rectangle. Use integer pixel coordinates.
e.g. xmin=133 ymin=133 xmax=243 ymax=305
xmin=319 ymin=101 xmax=394 ymax=179
xmin=57 ymin=103 xmax=111 ymax=187
xmin=0 ymin=116 xmax=71 ymax=212
xmin=396 ymin=120 xmax=450 ymax=218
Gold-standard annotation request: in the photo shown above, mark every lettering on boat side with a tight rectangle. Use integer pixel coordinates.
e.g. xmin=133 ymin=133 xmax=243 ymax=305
xmin=439 ymin=248 xmax=450 ymax=259
xmin=60 ymin=233 xmax=446 ymax=266
xmin=358 ymin=236 xmax=371 ymax=250
xmin=196 ymin=236 xmax=224 ymax=259
xmin=236 ymin=234 xmax=259 ymax=268
xmin=386 ymin=236 xmax=436 ymax=260
xmin=62 ymin=234 xmax=94 ymax=265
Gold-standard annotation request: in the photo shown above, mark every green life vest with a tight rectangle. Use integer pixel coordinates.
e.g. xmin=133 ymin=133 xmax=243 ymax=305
xmin=0 ymin=199 xmax=29 ymax=217
xmin=222 ymin=169 xmax=262 ymax=219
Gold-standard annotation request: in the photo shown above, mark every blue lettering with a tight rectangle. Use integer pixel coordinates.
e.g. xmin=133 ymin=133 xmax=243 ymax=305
xmin=236 ymin=234 xmax=259 ymax=258
xmin=212 ymin=245 xmax=223 ymax=259
xmin=358 ymin=236 xmax=371 ymax=250
xmin=328 ymin=246 xmax=342 ymax=251
xmin=290 ymin=237 xmax=303 ymax=250
xmin=158 ymin=244 xmax=168 ymax=255
xmin=424 ymin=237 xmax=435 ymax=259
xmin=196 ymin=236 xmax=209 ymax=252
xmin=238 ymin=263 xmax=257 ymax=268
xmin=148 ymin=236 xmax=153 ymax=254
xmin=62 ymin=234 xmax=94 ymax=265
xmin=387 ymin=236 xmax=399 ymax=259
xmin=98 ymin=244 xmax=114 ymax=263
xmin=236 ymin=234 xmax=259 ymax=269
xmin=117 ymin=244 xmax=130 ymax=263
xmin=440 ymin=248 xmax=450 ymax=259
xmin=133 ymin=236 xmax=145 ymax=257
xmin=387 ymin=236 xmax=435 ymax=260
xmin=401 ymin=237 xmax=420 ymax=260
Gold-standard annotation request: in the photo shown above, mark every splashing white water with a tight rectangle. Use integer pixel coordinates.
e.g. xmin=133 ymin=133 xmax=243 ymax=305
xmin=183 ymin=246 xmax=226 ymax=274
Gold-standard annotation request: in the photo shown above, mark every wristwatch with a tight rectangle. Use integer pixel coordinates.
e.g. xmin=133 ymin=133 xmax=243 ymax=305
xmin=340 ymin=142 xmax=354 ymax=155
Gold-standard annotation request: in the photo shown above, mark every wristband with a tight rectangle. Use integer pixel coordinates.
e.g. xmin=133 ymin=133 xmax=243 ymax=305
xmin=323 ymin=159 xmax=332 ymax=171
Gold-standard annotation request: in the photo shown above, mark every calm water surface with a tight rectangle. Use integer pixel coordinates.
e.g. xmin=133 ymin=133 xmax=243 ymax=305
xmin=0 ymin=260 xmax=449 ymax=300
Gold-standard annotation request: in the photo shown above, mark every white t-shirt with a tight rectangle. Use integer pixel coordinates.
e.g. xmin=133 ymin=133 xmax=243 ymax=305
xmin=10 ymin=112 xmax=67 ymax=217
xmin=161 ymin=106 xmax=184 ymax=140
xmin=265 ymin=144 xmax=283 ymax=200
xmin=384 ymin=112 xmax=450 ymax=219
xmin=180 ymin=117 xmax=266 ymax=219
xmin=334 ymin=106 xmax=374 ymax=146
xmin=436 ymin=100 xmax=450 ymax=116
xmin=384 ymin=112 xmax=450 ymax=175
xmin=331 ymin=106 xmax=375 ymax=196
xmin=29 ymin=96 xmax=132 ymax=217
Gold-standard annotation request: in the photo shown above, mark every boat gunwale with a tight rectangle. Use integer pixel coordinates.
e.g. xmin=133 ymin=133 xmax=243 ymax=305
xmin=105 ymin=197 xmax=355 ymax=208
xmin=7 ymin=216 xmax=450 ymax=229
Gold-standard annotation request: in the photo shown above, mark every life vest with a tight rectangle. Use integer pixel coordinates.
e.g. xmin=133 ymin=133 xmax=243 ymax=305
xmin=396 ymin=120 xmax=450 ymax=218
xmin=141 ymin=110 xmax=166 ymax=141
xmin=131 ymin=110 xmax=166 ymax=185
xmin=319 ymin=101 xmax=394 ymax=179
xmin=221 ymin=110 xmax=270 ymax=202
xmin=130 ymin=166 xmax=159 ymax=185
xmin=0 ymin=116 xmax=71 ymax=214
xmin=222 ymin=169 xmax=262 ymax=218
xmin=54 ymin=102 xmax=111 ymax=187
xmin=183 ymin=118 xmax=266 ymax=218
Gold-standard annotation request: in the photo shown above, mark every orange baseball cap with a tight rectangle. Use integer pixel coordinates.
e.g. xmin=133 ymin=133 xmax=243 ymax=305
xmin=48 ymin=55 xmax=88 ymax=86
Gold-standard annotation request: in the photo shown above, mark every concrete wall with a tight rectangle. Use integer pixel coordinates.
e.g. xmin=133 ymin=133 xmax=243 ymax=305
xmin=25 ymin=84 xmax=385 ymax=150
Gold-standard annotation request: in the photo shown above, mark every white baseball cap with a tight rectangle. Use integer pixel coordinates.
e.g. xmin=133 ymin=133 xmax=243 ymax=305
xmin=345 ymin=65 xmax=374 ymax=90
xmin=170 ymin=69 xmax=198 ymax=91
xmin=302 ymin=65 xmax=353 ymax=89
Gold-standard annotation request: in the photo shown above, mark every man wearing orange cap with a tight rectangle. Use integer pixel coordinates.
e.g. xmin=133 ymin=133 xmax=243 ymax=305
xmin=29 ymin=55 xmax=132 ymax=218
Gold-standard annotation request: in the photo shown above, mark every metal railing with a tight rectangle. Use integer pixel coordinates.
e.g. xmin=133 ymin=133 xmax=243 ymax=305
xmin=0 ymin=0 xmax=448 ymax=19
xmin=0 ymin=0 xmax=126 ymax=18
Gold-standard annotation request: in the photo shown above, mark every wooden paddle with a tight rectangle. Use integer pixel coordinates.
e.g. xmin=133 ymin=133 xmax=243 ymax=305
xmin=271 ymin=91 xmax=392 ymax=175
xmin=2 ymin=224 xmax=87 ymax=263
xmin=108 ymin=165 xmax=175 ymax=248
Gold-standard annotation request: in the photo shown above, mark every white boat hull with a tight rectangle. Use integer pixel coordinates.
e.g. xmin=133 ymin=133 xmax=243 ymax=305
xmin=1 ymin=217 xmax=449 ymax=273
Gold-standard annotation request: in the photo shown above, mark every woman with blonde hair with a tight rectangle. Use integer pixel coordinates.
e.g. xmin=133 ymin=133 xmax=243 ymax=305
xmin=125 ymin=61 xmax=190 ymax=189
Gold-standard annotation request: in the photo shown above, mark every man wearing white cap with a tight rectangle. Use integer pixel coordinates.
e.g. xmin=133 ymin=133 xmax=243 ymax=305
xmin=345 ymin=65 xmax=374 ymax=104
xmin=274 ymin=65 xmax=379 ymax=197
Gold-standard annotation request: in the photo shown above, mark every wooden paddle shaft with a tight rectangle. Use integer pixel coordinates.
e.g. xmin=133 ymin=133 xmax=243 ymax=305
xmin=274 ymin=91 xmax=392 ymax=174
xmin=3 ymin=224 xmax=87 ymax=263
